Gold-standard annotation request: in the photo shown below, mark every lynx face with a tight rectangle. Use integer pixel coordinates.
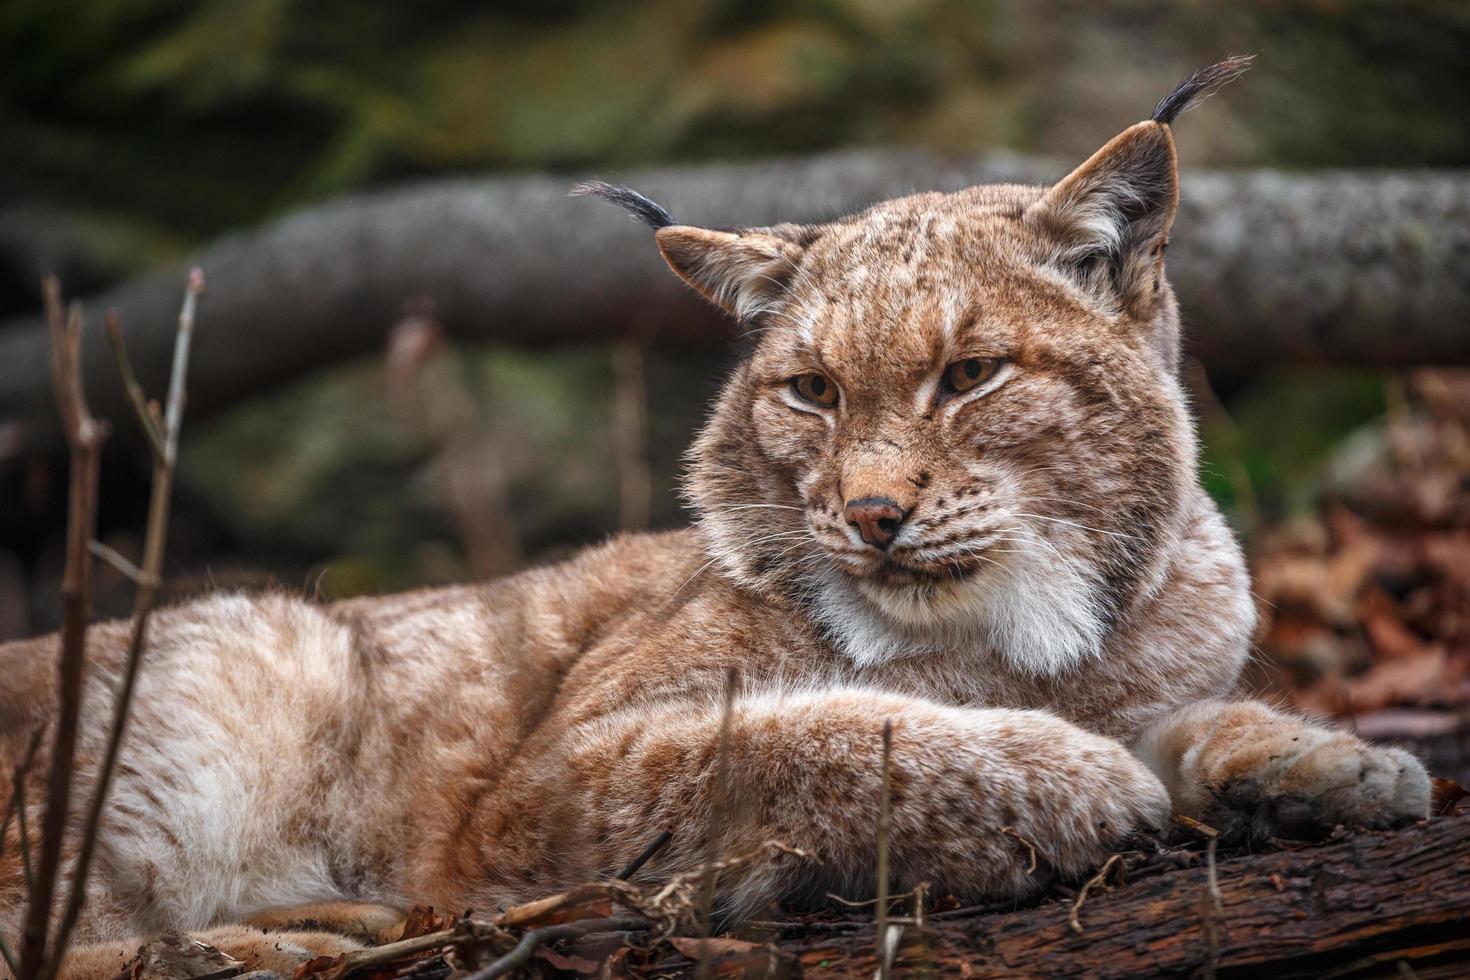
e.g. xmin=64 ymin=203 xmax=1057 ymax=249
xmin=581 ymin=104 xmax=1222 ymax=675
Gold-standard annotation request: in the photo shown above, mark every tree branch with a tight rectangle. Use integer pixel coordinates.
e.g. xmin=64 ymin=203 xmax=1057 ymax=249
xmin=19 ymin=279 xmax=108 ymax=979
xmin=2 ymin=153 xmax=1467 ymax=450
xmin=786 ymin=816 xmax=1470 ymax=978
xmin=36 ymin=269 xmax=204 ymax=980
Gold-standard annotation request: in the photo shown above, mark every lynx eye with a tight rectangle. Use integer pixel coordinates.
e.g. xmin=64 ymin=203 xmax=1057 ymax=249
xmin=942 ymin=357 xmax=1002 ymax=396
xmin=790 ymin=373 xmax=839 ymax=408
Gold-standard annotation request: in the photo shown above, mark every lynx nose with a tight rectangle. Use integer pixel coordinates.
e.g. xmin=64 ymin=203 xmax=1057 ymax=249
xmin=844 ymin=496 xmax=907 ymax=550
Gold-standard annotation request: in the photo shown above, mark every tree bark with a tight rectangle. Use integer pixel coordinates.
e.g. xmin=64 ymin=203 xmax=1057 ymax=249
xmin=783 ymin=814 xmax=1470 ymax=978
xmin=3 ymin=150 xmax=1468 ymax=449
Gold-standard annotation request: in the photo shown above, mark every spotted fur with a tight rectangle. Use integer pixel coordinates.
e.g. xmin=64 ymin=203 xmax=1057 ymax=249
xmin=0 ymin=60 xmax=1429 ymax=975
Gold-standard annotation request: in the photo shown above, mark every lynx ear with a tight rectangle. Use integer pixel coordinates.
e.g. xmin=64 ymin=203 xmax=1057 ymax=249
xmin=654 ymin=226 xmax=804 ymax=322
xmin=571 ymin=179 xmax=806 ymax=324
xmin=1026 ymin=121 xmax=1179 ymax=314
xmin=1027 ymin=57 xmax=1252 ymax=315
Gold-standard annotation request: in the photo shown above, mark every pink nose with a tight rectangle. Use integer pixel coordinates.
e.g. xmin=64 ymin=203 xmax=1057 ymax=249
xmin=844 ymin=496 xmax=906 ymax=549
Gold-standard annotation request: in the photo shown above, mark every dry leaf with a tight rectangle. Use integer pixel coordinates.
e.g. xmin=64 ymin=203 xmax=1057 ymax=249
xmin=1347 ymin=648 xmax=1447 ymax=711
xmin=291 ymin=956 xmax=339 ymax=979
xmin=396 ymin=905 xmax=447 ymax=941
xmin=1431 ymin=777 xmax=1469 ymax=817
xmin=667 ymin=935 xmax=766 ymax=974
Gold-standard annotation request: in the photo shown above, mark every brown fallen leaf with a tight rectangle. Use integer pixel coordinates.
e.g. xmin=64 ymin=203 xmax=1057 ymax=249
xmin=1346 ymin=648 xmax=1447 ymax=712
xmin=1361 ymin=606 xmax=1430 ymax=662
xmin=667 ymin=935 xmax=768 ymax=974
xmin=1431 ymin=777 xmax=1469 ymax=817
xmin=396 ymin=905 xmax=448 ymax=941
xmin=291 ymin=956 xmax=338 ymax=979
xmin=600 ymin=945 xmax=634 ymax=979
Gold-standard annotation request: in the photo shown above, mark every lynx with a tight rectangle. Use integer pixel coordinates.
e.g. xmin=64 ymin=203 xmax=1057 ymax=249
xmin=0 ymin=59 xmax=1430 ymax=976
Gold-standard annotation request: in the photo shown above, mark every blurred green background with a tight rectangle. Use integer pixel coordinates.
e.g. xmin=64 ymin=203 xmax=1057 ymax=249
xmin=2 ymin=0 xmax=1468 ymax=632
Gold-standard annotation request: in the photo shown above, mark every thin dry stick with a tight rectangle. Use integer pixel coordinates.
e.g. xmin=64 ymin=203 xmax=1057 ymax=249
xmin=88 ymin=540 xmax=144 ymax=584
xmin=1201 ymin=837 xmax=1223 ymax=980
xmin=616 ymin=829 xmax=674 ymax=881
xmin=1001 ymin=826 xmax=1039 ymax=874
xmin=14 ymin=777 xmax=34 ymax=896
xmin=104 ymin=310 xmax=165 ymax=462
xmin=696 ymin=667 xmax=739 ymax=978
xmin=465 ymin=916 xmax=647 ymax=980
xmin=21 ymin=282 xmax=109 ymax=980
xmin=826 ymin=887 xmax=918 ymax=909
xmin=0 ymin=728 xmax=46 ymax=974
xmin=876 ymin=719 xmax=893 ymax=980
xmin=299 ymin=916 xmax=518 ymax=980
xmin=41 ymin=269 xmax=204 ymax=980
xmin=1173 ymin=814 xmax=1221 ymax=839
xmin=1068 ymin=853 xmax=1123 ymax=934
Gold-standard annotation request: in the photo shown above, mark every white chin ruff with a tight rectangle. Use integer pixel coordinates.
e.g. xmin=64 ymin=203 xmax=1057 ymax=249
xmin=810 ymin=552 xmax=1106 ymax=677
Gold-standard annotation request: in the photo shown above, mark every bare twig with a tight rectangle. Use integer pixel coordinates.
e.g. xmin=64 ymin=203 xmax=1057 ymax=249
xmin=463 ymin=916 xmax=647 ymax=980
xmin=14 ymin=778 xmax=34 ymax=898
xmin=21 ymin=281 xmax=109 ymax=980
xmin=1001 ymin=826 xmax=1040 ymax=874
xmin=1173 ymin=814 xmax=1221 ymax=839
xmin=0 ymin=728 xmax=44 ymax=866
xmin=88 ymin=540 xmax=144 ymax=585
xmin=1069 ymin=853 xmax=1124 ymax=934
xmin=876 ymin=719 xmax=893 ymax=980
xmin=617 ymin=829 xmax=674 ymax=881
xmin=0 ymin=728 xmax=45 ymax=974
xmin=627 ymin=840 xmax=808 ymax=934
xmin=826 ymin=887 xmax=918 ymax=909
xmin=104 ymin=310 xmax=165 ymax=462
xmin=40 ymin=269 xmax=204 ymax=980
xmin=697 ymin=667 xmax=739 ymax=978
xmin=297 ymin=916 xmax=514 ymax=980
xmin=912 ymin=881 xmax=928 ymax=930
xmin=1201 ymin=837 xmax=1223 ymax=980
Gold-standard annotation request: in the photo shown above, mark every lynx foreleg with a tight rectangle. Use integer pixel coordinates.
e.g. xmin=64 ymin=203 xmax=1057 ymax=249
xmin=1133 ymin=699 xmax=1431 ymax=845
xmin=546 ymin=689 xmax=1169 ymax=916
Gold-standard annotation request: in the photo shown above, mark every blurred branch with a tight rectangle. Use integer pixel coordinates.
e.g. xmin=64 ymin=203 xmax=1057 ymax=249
xmin=3 ymin=152 xmax=1468 ymax=450
xmin=611 ymin=341 xmax=651 ymax=532
xmin=386 ymin=308 xmax=521 ymax=578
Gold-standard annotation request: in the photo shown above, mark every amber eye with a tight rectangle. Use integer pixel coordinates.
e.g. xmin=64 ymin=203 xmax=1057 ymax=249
xmin=943 ymin=357 xmax=1002 ymax=396
xmin=790 ymin=373 xmax=839 ymax=407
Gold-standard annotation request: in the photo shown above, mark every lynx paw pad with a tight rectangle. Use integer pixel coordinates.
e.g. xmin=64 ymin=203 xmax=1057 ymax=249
xmin=1204 ymin=737 xmax=1430 ymax=846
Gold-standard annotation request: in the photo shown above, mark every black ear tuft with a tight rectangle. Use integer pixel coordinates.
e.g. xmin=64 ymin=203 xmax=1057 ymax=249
xmin=1151 ymin=55 xmax=1254 ymax=124
xmin=570 ymin=180 xmax=676 ymax=229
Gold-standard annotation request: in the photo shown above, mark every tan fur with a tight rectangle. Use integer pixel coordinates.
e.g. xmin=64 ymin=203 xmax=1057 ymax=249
xmin=0 ymin=69 xmax=1430 ymax=977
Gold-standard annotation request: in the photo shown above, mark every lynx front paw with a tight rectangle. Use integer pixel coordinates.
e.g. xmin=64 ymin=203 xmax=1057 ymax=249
xmin=1202 ymin=728 xmax=1430 ymax=846
xmin=1001 ymin=720 xmax=1172 ymax=877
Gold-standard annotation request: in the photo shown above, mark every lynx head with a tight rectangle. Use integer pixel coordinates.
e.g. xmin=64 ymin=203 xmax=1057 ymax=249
xmin=576 ymin=58 xmax=1249 ymax=676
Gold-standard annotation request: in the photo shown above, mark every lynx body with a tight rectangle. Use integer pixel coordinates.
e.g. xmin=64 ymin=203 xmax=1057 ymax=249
xmin=0 ymin=60 xmax=1429 ymax=975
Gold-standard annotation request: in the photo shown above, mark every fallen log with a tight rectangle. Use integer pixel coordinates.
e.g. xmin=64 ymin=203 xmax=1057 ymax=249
xmin=2 ymin=151 xmax=1468 ymax=450
xmin=783 ymin=814 xmax=1470 ymax=978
